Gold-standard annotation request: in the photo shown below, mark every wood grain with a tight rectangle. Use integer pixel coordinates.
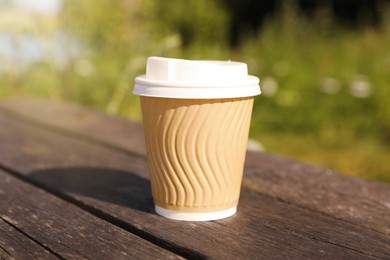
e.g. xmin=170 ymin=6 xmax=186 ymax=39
xmin=0 ymin=170 xmax=182 ymax=259
xmin=0 ymin=218 xmax=56 ymax=259
xmin=244 ymin=151 xmax=390 ymax=235
xmin=0 ymin=98 xmax=146 ymax=157
xmin=1 ymin=98 xmax=389 ymax=236
xmin=0 ymin=110 xmax=388 ymax=259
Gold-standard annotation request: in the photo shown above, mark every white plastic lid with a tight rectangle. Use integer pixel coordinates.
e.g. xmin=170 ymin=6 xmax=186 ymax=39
xmin=133 ymin=56 xmax=261 ymax=99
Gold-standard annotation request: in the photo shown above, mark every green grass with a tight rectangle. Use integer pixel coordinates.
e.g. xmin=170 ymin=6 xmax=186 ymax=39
xmin=1 ymin=1 xmax=389 ymax=182
xmin=239 ymin=4 xmax=390 ymax=182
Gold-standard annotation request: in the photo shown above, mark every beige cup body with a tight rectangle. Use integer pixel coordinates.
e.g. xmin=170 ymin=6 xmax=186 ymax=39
xmin=141 ymin=96 xmax=254 ymax=213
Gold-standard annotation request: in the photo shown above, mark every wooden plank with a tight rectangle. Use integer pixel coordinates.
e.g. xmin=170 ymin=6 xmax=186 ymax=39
xmin=244 ymin=151 xmax=390 ymax=236
xmin=0 ymin=170 xmax=182 ymax=259
xmin=0 ymin=218 xmax=56 ymax=259
xmin=0 ymin=112 xmax=389 ymax=259
xmin=0 ymin=98 xmax=146 ymax=156
xmin=1 ymin=98 xmax=389 ymax=236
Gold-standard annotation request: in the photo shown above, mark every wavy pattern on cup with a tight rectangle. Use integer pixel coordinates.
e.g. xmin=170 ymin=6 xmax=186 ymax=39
xmin=141 ymin=97 xmax=254 ymax=213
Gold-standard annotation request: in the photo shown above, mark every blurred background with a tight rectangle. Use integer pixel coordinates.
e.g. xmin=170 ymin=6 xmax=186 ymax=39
xmin=0 ymin=0 xmax=389 ymax=182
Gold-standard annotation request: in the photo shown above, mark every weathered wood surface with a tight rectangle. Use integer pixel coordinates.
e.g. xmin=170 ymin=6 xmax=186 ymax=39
xmin=0 ymin=98 xmax=147 ymax=157
xmin=0 ymin=170 xmax=182 ymax=259
xmin=0 ymin=216 xmax=55 ymax=259
xmin=0 ymin=98 xmax=389 ymax=259
xmin=244 ymin=152 xmax=390 ymax=236
xmin=1 ymin=98 xmax=389 ymax=236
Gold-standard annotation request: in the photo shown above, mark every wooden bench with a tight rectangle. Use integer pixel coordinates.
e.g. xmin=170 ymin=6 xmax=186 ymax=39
xmin=0 ymin=98 xmax=389 ymax=259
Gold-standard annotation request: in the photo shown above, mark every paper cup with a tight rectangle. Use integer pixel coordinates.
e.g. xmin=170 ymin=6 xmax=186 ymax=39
xmin=134 ymin=57 xmax=260 ymax=221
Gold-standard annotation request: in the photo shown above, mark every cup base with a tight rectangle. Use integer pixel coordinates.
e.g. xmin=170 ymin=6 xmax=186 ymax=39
xmin=155 ymin=206 xmax=237 ymax=221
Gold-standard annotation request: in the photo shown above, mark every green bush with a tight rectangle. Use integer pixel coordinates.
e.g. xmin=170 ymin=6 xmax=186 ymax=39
xmin=1 ymin=1 xmax=389 ymax=182
xmin=240 ymin=3 xmax=390 ymax=181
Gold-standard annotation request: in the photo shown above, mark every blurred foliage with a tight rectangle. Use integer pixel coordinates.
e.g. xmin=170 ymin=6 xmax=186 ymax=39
xmin=56 ymin=0 xmax=230 ymax=117
xmin=241 ymin=2 xmax=390 ymax=182
xmin=0 ymin=0 xmax=389 ymax=182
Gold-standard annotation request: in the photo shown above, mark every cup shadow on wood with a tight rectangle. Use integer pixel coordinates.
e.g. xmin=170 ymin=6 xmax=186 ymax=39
xmin=29 ymin=167 xmax=154 ymax=214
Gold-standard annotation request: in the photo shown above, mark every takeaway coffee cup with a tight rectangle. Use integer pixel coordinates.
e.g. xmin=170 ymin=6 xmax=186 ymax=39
xmin=133 ymin=57 xmax=260 ymax=221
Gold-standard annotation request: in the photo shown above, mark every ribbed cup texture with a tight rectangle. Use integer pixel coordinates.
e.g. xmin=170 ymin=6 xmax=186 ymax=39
xmin=141 ymin=97 xmax=254 ymax=212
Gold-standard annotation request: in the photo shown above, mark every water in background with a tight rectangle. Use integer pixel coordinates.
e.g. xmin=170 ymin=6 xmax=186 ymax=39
xmin=0 ymin=0 xmax=79 ymax=74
